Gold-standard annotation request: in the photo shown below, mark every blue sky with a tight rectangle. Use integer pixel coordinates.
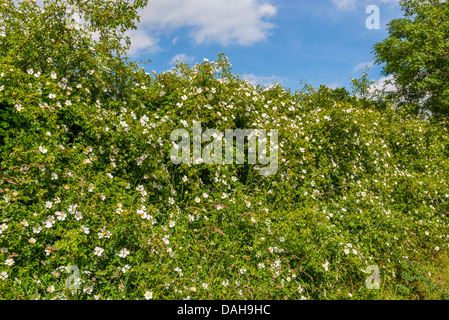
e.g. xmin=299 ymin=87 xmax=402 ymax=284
xmin=126 ymin=0 xmax=403 ymax=92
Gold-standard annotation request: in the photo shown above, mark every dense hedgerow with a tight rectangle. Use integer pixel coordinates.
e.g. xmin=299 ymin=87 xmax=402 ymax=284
xmin=1 ymin=0 xmax=449 ymax=300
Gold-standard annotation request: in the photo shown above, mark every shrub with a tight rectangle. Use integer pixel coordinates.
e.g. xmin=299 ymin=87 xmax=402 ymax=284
xmin=0 ymin=0 xmax=448 ymax=300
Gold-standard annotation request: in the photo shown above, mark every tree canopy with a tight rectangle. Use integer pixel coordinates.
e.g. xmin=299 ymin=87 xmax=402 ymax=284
xmin=373 ymin=0 xmax=449 ymax=119
xmin=0 ymin=0 xmax=448 ymax=300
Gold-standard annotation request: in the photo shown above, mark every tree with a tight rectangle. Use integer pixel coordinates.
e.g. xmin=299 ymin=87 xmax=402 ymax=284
xmin=373 ymin=0 xmax=449 ymax=119
xmin=0 ymin=0 xmax=150 ymax=161
xmin=0 ymin=0 xmax=149 ymax=100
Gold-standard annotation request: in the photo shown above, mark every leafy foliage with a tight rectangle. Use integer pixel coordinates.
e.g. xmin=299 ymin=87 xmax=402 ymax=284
xmin=373 ymin=0 xmax=449 ymax=119
xmin=0 ymin=0 xmax=448 ymax=300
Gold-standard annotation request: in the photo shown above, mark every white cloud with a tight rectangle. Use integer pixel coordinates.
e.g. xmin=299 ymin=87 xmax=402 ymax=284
xmin=378 ymin=0 xmax=400 ymax=5
xmin=136 ymin=0 xmax=277 ymax=47
xmin=242 ymin=73 xmax=282 ymax=87
xmin=331 ymin=0 xmax=399 ymax=11
xmin=369 ymin=74 xmax=396 ymax=93
xmin=330 ymin=0 xmax=357 ymax=11
xmin=327 ymin=82 xmax=340 ymax=89
xmin=169 ymin=53 xmax=195 ymax=65
xmin=125 ymin=29 xmax=160 ymax=57
xmin=11 ymin=0 xmax=277 ymax=57
xmin=352 ymin=61 xmax=374 ymax=73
